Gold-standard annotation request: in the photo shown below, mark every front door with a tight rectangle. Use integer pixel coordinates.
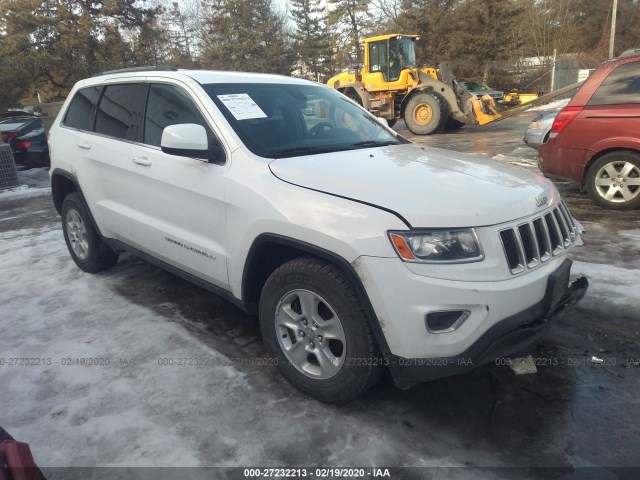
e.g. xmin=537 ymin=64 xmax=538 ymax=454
xmin=125 ymin=82 xmax=230 ymax=289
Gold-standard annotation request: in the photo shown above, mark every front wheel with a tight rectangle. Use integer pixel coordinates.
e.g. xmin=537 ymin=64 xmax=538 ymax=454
xmin=404 ymin=92 xmax=448 ymax=135
xmin=585 ymin=152 xmax=640 ymax=210
xmin=259 ymin=258 xmax=384 ymax=404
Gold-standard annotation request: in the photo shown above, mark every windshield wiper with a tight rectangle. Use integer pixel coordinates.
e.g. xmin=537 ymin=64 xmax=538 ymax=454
xmin=271 ymin=141 xmax=401 ymax=158
xmin=350 ymin=140 xmax=400 ymax=148
xmin=270 ymin=145 xmax=347 ymax=158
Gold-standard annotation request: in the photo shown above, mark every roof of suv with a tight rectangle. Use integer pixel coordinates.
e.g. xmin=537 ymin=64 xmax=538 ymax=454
xmin=84 ymin=68 xmax=313 ymax=87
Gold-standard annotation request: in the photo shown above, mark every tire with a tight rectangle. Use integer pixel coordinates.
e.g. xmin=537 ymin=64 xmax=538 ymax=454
xmin=61 ymin=193 xmax=119 ymax=272
xmin=386 ymin=118 xmax=397 ymax=128
xmin=259 ymin=257 xmax=384 ymax=404
xmin=443 ymin=118 xmax=465 ymax=131
xmin=404 ymin=92 xmax=449 ymax=135
xmin=585 ymin=151 xmax=640 ymax=210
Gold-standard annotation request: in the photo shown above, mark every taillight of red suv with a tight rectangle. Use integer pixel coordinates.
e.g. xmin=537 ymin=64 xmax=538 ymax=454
xmin=549 ymin=106 xmax=584 ymax=138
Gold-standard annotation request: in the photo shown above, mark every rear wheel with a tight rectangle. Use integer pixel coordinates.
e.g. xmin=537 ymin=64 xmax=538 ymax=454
xmin=404 ymin=92 xmax=448 ymax=135
xmin=259 ymin=257 xmax=384 ymax=404
xmin=586 ymin=152 xmax=640 ymax=210
xmin=61 ymin=193 xmax=119 ymax=272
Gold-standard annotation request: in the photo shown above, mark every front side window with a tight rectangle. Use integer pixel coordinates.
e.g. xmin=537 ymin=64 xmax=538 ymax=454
xmin=588 ymin=62 xmax=640 ymax=105
xmin=64 ymin=86 xmax=101 ymax=130
xmin=203 ymin=83 xmax=404 ymax=158
xmin=95 ymin=84 xmax=139 ymax=140
xmin=144 ymin=84 xmax=211 ymax=147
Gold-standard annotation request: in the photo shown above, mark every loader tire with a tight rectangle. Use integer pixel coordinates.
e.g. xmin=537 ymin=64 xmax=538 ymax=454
xmin=404 ymin=92 xmax=449 ymax=135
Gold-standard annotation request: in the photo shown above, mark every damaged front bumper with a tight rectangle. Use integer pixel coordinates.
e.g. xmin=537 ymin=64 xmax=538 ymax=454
xmin=386 ymin=259 xmax=589 ymax=389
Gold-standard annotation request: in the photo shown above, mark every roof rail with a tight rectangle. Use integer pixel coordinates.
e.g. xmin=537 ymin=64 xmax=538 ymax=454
xmin=92 ymin=66 xmax=178 ymax=77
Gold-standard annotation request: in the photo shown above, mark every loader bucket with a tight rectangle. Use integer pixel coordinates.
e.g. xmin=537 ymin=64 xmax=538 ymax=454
xmin=470 ymin=95 xmax=503 ymax=125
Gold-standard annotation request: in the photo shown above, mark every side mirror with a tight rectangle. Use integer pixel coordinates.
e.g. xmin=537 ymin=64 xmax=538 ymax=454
xmin=161 ymin=124 xmax=208 ymax=158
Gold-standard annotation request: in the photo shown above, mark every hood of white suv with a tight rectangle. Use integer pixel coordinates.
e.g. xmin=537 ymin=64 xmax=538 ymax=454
xmin=269 ymin=143 xmax=559 ymax=228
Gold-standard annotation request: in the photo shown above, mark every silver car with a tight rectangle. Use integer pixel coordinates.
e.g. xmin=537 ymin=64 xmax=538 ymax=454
xmin=524 ymin=112 xmax=556 ymax=149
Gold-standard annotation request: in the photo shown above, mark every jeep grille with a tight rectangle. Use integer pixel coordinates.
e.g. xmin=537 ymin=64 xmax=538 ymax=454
xmin=499 ymin=202 xmax=577 ymax=275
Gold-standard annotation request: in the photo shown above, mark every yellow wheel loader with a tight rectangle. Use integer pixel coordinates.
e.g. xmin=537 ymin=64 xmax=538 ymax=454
xmin=327 ymin=34 xmax=584 ymax=135
xmin=327 ymin=34 xmax=502 ymax=135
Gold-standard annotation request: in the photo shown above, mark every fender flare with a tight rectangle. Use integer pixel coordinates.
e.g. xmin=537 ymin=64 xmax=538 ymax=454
xmin=242 ymin=233 xmax=392 ymax=355
xmin=50 ymin=168 xmax=105 ymax=237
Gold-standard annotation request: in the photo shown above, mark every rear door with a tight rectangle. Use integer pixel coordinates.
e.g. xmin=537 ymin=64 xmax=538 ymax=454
xmin=125 ymin=81 xmax=230 ymax=288
xmin=73 ymin=81 xmax=145 ymax=238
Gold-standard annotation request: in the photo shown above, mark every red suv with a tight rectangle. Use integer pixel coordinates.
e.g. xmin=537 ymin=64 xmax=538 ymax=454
xmin=538 ymin=52 xmax=640 ymax=210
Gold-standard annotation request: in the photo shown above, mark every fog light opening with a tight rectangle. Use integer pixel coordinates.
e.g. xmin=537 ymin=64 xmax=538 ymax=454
xmin=425 ymin=310 xmax=470 ymax=334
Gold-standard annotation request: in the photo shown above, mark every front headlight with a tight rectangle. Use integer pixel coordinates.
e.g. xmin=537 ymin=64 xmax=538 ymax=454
xmin=388 ymin=228 xmax=483 ymax=263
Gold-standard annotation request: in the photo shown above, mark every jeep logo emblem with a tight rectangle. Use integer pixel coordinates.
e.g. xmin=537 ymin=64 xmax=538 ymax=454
xmin=535 ymin=195 xmax=549 ymax=207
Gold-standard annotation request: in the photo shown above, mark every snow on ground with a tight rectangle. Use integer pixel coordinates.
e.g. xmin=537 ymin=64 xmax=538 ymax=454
xmin=0 ymin=227 xmax=239 ymax=466
xmin=2 ymin=219 xmax=638 ymax=471
xmin=0 ymin=167 xmax=50 ymax=199
xmin=2 ymin=223 xmax=497 ymax=470
xmin=491 ymin=152 xmax=538 ymax=172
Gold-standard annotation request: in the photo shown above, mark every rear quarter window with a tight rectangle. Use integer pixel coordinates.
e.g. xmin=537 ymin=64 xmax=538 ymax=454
xmin=588 ymin=61 xmax=640 ymax=105
xmin=64 ymin=86 xmax=101 ymax=130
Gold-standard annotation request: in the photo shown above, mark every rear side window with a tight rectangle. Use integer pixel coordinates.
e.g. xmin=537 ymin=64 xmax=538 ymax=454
xmin=64 ymin=87 xmax=101 ymax=130
xmin=95 ymin=84 xmax=139 ymax=140
xmin=588 ymin=62 xmax=640 ymax=105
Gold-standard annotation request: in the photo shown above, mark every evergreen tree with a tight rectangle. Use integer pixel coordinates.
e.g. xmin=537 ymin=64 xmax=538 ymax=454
xmin=0 ymin=0 xmax=158 ymax=104
xmin=200 ymin=0 xmax=294 ymax=75
xmin=328 ymin=0 xmax=370 ymax=63
xmin=290 ymin=0 xmax=331 ymax=81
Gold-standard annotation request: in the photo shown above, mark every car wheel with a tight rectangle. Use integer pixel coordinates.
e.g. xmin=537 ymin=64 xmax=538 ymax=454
xmin=586 ymin=152 xmax=640 ymax=210
xmin=259 ymin=257 xmax=384 ymax=404
xmin=404 ymin=92 xmax=449 ymax=135
xmin=61 ymin=193 xmax=119 ymax=272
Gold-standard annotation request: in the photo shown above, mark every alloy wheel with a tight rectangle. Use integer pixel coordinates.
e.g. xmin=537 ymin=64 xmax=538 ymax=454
xmin=274 ymin=289 xmax=346 ymax=379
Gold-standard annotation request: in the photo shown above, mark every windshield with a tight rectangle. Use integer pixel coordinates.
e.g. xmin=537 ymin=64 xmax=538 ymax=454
xmin=389 ymin=37 xmax=417 ymax=69
xmin=203 ymin=83 xmax=405 ymax=158
xmin=462 ymin=82 xmax=491 ymax=92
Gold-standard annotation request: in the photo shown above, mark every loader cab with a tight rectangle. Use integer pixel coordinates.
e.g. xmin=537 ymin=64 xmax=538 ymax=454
xmin=364 ymin=35 xmax=418 ymax=90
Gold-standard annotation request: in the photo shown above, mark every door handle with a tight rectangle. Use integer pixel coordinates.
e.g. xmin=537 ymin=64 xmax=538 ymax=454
xmin=132 ymin=156 xmax=152 ymax=166
xmin=77 ymin=142 xmax=91 ymax=150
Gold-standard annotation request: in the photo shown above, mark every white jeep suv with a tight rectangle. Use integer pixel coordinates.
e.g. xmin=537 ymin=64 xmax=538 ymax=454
xmin=49 ymin=68 xmax=588 ymax=403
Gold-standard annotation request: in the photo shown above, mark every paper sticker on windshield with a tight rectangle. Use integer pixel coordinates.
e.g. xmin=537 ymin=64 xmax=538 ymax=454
xmin=217 ymin=94 xmax=267 ymax=120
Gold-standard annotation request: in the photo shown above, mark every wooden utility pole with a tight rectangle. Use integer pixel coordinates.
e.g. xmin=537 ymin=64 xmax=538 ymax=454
xmin=609 ymin=0 xmax=618 ymax=58
xmin=550 ymin=48 xmax=557 ymax=93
